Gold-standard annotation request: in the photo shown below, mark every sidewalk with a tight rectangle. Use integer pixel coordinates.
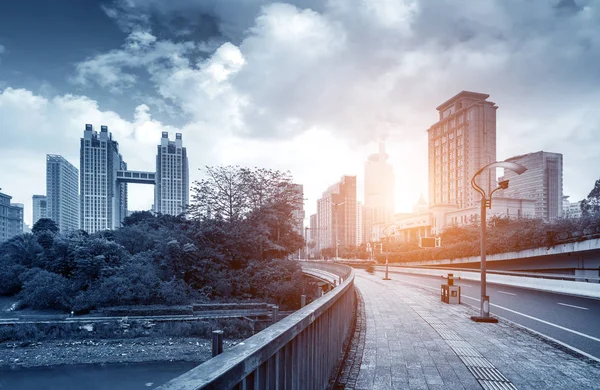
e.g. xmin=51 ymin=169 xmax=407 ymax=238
xmin=338 ymin=270 xmax=600 ymax=390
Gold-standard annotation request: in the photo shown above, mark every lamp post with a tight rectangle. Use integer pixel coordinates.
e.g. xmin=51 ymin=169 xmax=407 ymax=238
xmin=470 ymin=160 xmax=527 ymax=322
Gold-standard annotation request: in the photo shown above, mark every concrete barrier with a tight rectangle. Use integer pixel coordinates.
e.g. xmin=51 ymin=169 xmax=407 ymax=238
xmin=383 ymin=266 xmax=600 ymax=299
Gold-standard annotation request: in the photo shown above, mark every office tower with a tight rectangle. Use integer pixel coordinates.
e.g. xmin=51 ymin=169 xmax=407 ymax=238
xmin=428 ymin=91 xmax=497 ymax=209
xmin=317 ymin=175 xmax=357 ymax=254
xmin=356 ymin=201 xmax=363 ymax=247
xmin=0 ymin=191 xmax=24 ymax=242
xmin=290 ymin=183 xmax=305 ymax=236
xmin=80 ymin=124 xmax=128 ymax=233
xmin=32 ymin=195 xmax=48 ymax=226
xmin=46 ymin=155 xmax=79 ymax=232
xmin=500 ymin=151 xmax=563 ymax=220
xmin=363 ymin=142 xmax=395 ymax=243
xmin=155 ymin=132 xmax=189 ymax=216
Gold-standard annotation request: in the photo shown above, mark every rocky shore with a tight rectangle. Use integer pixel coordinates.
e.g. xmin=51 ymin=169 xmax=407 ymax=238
xmin=0 ymin=337 xmax=241 ymax=369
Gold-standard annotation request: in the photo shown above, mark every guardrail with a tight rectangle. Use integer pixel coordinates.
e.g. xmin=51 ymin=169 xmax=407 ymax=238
xmin=379 ymin=265 xmax=600 ymax=299
xmin=157 ymin=262 xmax=355 ymax=390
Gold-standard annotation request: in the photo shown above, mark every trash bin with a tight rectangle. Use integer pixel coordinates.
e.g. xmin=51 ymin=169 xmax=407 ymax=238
xmin=448 ymin=285 xmax=461 ymax=304
xmin=441 ymin=284 xmax=449 ymax=303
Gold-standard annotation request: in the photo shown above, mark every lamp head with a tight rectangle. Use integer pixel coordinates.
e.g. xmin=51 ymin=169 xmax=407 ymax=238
xmin=498 ymin=180 xmax=509 ymax=190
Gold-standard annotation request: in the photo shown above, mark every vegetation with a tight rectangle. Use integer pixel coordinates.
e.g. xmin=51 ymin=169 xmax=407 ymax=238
xmin=377 ymin=214 xmax=600 ymax=264
xmin=0 ymin=166 xmax=306 ymax=313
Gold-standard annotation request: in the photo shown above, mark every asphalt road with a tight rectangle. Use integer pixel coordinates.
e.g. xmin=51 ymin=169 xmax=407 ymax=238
xmin=374 ymin=268 xmax=600 ymax=361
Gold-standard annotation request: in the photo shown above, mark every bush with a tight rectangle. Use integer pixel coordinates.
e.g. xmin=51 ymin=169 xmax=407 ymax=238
xmin=18 ymin=269 xmax=73 ymax=310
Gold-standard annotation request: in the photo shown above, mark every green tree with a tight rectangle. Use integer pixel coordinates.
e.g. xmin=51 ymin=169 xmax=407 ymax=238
xmin=581 ymin=178 xmax=600 ymax=215
xmin=32 ymin=218 xmax=59 ymax=235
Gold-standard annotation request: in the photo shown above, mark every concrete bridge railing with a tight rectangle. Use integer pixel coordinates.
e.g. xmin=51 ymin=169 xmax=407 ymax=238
xmin=157 ymin=262 xmax=355 ymax=390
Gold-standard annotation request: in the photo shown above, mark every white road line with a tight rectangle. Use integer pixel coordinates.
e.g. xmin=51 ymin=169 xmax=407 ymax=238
xmin=461 ymin=294 xmax=600 ymax=343
xmin=558 ymin=302 xmax=589 ymax=310
xmin=459 ymin=284 xmax=472 ymax=287
xmin=497 ymin=291 xmax=517 ymax=296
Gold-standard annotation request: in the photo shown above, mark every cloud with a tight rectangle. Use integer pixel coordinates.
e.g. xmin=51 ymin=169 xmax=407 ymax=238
xmin=72 ymin=30 xmax=196 ymax=93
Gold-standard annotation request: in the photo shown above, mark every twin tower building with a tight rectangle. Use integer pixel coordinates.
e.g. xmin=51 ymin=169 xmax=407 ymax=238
xmin=77 ymin=124 xmax=188 ymax=233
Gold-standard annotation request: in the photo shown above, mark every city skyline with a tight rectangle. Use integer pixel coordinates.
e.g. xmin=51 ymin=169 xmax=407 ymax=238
xmin=2 ymin=1 xmax=600 ymax=228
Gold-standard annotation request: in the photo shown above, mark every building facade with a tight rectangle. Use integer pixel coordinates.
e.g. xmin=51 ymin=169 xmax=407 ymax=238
xmin=32 ymin=195 xmax=48 ymax=226
xmin=46 ymin=155 xmax=79 ymax=232
xmin=80 ymin=124 xmax=128 ymax=233
xmin=499 ymin=151 xmax=563 ymax=220
xmin=316 ymin=175 xmax=357 ymax=256
xmin=155 ymin=132 xmax=189 ymax=215
xmin=428 ymin=91 xmax=497 ymax=210
xmin=0 ymin=191 xmax=24 ymax=242
xmin=363 ymin=142 xmax=395 ymax=243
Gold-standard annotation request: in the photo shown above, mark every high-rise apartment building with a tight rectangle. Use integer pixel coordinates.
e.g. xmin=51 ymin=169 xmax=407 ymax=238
xmin=46 ymin=155 xmax=79 ymax=231
xmin=80 ymin=124 xmax=128 ymax=233
xmin=317 ymin=175 xmax=357 ymax=255
xmin=32 ymin=195 xmax=48 ymax=226
xmin=428 ymin=91 xmax=497 ymax=209
xmin=500 ymin=151 xmax=563 ymax=220
xmin=155 ymin=132 xmax=189 ymax=215
xmin=0 ymin=191 xmax=24 ymax=242
xmin=363 ymin=142 xmax=395 ymax=244
xmin=356 ymin=201 xmax=363 ymax=247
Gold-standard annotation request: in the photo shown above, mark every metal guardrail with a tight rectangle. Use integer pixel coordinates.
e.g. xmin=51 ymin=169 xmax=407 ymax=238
xmin=383 ymin=265 xmax=600 ymax=282
xmin=157 ymin=262 xmax=355 ymax=390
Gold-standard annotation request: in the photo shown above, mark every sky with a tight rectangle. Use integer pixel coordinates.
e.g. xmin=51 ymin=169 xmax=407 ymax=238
xmin=1 ymin=0 xmax=600 ymax=227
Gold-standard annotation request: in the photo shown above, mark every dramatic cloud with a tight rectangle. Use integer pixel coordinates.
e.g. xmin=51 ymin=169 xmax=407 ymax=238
xmin=3 ymin=0 xmax=600 ymax=222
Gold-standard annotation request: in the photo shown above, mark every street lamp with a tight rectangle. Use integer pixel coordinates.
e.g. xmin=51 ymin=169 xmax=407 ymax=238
xmin=470 ymin=160 xmax=527 ymax=322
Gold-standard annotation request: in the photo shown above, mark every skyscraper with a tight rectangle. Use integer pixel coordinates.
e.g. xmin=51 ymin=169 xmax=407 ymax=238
xmin=428 ymin=91 xmax=497 ymax=209
xmin=80 ymin=124 xmax=128 ymax=233
xmin=154 ymin=132 xmax=189 ymax=215
xmin=32 ymin=195 xmax=48 ymax=226
xmin=46 ymin=155 xmax=79 ymax=232
xmin=0 ymin=191 xmax=24 ymax=242
xmin=317 ymin=175 xmax=357 ymax=255
xmin=500 ymin=151 xmax=563 ymax=220
xmin=363 ymin=142 xmax=395 ymax=243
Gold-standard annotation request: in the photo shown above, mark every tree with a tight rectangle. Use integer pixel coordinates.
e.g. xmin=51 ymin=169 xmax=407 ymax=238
xmin=122 ymin=211 xmax=156 ymax=226
xmin=581 ymin=178 xmax=600 ymax=215
xmin=32 ymin=218 xmax=59 ymax=235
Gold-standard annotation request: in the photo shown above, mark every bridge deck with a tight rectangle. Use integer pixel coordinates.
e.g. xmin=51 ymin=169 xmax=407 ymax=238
xmin=338 ymin=270 xmax=600 ymax=389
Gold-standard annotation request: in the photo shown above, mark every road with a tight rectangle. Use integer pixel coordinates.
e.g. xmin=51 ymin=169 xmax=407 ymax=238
xmin=374 ymin=268 xmax=600 ymax=361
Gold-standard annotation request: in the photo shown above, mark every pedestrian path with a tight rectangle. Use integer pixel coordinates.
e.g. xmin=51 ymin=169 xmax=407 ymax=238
xmin=338 ymin=270 xmax=600 ymax=390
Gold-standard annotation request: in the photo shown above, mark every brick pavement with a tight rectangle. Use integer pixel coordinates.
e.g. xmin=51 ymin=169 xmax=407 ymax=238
xmin=339 ymin=269 xmax=600 ymax=390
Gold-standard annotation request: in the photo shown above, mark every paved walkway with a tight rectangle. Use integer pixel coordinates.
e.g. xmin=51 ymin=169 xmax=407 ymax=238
xmin=338 ymin=270 xmax=600 ymax=390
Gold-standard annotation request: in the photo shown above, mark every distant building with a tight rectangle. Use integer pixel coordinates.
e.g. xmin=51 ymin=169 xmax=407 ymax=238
xmin=308 ymin=213 xmax=317 ymax=258
xmin=80 ymin=124 xmax=128 ymax=233
xmin=32 ymin=194 xmax=48 ymax=226
xmin=499 ymin=151 xmax=563 ymax=220
xmin=563 ymin=196 xmax=582 ymax=219
xmin=0 ymin=191 xmax=24 ymax=242
xmin=317 ymin=175 xmax=357 ymax=255
xmin=155 ymin=132 xmax=189 ymax=216
xmin=363 ymin=142 xmax=395 ymax=243
xmin=428 ymin=91 xmax=497 ymax=210
xmin=356 ymin=201 xmax=363 ymax=247
xmin=391 ymin=195 xmax=536 ymax=244
xmin=46 ymin=155 xmax=79 ymax=232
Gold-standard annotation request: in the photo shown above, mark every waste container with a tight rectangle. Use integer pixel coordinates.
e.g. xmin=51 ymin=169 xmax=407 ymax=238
xmin=441 ymin=274 xmax=461 ymax=304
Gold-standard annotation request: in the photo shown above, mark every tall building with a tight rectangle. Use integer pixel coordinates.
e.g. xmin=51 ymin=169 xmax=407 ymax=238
xmin=155 ymin=132 xmax=189 ymax=215
xmin=428 ymin=91 xmax=497 ymax=210
xmin=32 ymin=195 xmax=48 ymax=226
xmin=317 ymin=175 xmax=357 ymax=255
xmin=0 ymin=191 xmax=24 ymax=242
xmin=500 ymin=151 xmax=563 ymax=220
xmin=356 ymin=201 xmax=363 ymax=247
xmin=363 ymin=142 xmax=395 ymax=243
xmin=46 ymin=155 xmax=79 ymax=232
xmin=80 ymin=124 xmax=128 ymax=233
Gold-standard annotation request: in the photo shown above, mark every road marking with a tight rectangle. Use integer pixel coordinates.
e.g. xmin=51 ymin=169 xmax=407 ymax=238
xmin=459 ymin=284 xmax=472 ymax=287
xmin=461 ymin=294 xmax=600 ymax=343
xmin=497 ymin=291 xmax=517 ymax=296
xmin=557 ymin=302 xmax=588 ymax=310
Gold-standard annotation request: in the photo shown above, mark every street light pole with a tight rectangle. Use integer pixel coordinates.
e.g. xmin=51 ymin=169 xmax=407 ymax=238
xmin=470 ymin=160 xmax=527 ymax=323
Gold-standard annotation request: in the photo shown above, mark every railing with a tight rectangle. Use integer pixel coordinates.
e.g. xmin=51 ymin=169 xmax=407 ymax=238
xmin=157 ymin=262 xmax=355 ymax=390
